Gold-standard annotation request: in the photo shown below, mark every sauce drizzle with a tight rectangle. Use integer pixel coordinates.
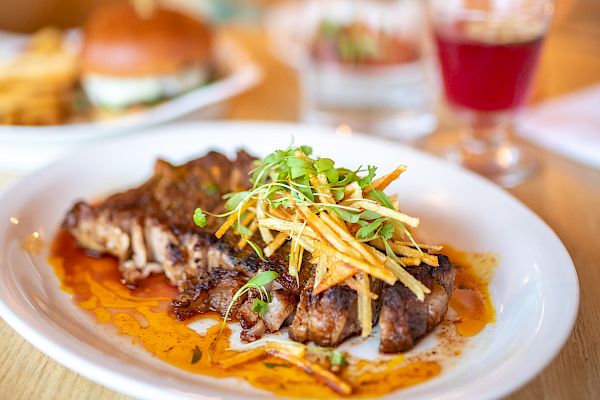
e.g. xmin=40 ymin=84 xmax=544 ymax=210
xmin=49 ymin=230 xmax=495 ymax=398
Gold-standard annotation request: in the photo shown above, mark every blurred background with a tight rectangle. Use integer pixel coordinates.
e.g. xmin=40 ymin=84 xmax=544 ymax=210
xmin=0 ymin=0 xmax=599 ymax=183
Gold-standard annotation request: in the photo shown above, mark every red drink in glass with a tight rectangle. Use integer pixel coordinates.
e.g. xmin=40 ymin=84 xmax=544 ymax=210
xmin=428 ymin=0 xmax=554 ymax=187
xmin=435 ymin=22 xmax=544 ymax=113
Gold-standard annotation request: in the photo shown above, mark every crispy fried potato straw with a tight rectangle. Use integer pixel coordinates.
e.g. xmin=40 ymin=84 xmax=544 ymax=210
xmin=395 ymin=241 xmax=444 ymax=251
xmin=319 ymin=213 xmax=379 ymax=265
xmin=311 ymin=174 xmax=336 ymax=205
xmin=322 ymin=243 xmax=396 ymax=285
xmin=355 ymin=272 xmax=373 ymax=337
xmin=258 ymin=218 xmax=319 ymax=240
xmin=343 ymin=277 xmax=378 ymax=300
xmin=236 ymin=219 xmax=258 ymax=249
xmin=264 ymin=231 xmax=289 ymax=258
xmin=343 ymin=181 xmax=362 ymax=201
xmin=292 ymin=200 xmax=363 ymax=260
xmin=314 ymin=262 xmax=358 ymax=295
xmin=368 ymin=247 xmax=430 ymax=300
xmin=271 ymin=347 xmax=352 ymax=396
xmin=370 ymin=239 xmax=439 ymax=267
xmin=215 ymin=201 xmax=255 ymax=239
xmin=256 ymin=195 xmax=274 ymax=244
xmin=314 ymin=241 xmax=329 ymax=289
xmin=289 ymin=237 xmax=304 ymax=282
xmin=354 ymin=200 xmax=420 ymax=228
xmin=364 ymin=165 xmax=407 ymax=192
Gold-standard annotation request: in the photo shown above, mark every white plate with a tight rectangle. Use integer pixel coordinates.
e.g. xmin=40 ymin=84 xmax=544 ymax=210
xmin=0 ymin=122 xmax=578 ymax=400
xmin=0 ymin=31 xmax=261 ymax=170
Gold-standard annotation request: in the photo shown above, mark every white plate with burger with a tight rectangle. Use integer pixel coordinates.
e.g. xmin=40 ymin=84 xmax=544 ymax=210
xmin=0 ymin=121 xmax=579 ymax=399
xmin=0 ymin=4 xmax=261 ymax=169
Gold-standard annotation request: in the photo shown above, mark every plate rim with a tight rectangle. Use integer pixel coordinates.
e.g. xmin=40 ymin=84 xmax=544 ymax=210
xmin=0 ymin=121 xmax=580 ymax=400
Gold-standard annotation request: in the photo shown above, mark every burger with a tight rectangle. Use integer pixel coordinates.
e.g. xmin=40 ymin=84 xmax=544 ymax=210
xmin=80 ymin=3 xmax=213 ymax=110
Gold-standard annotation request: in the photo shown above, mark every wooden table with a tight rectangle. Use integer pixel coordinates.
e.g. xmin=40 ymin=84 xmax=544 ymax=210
xmin=1 ymin=1 xmax=599 ymax=398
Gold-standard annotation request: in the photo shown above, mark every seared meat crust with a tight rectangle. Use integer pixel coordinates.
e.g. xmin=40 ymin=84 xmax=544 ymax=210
xmin=63 ymin=150 xmax=454 ymax=351
xmin=379 ymin=254 xmax=454 ymax=353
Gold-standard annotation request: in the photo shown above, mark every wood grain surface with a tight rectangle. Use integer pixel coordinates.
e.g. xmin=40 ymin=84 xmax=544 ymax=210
xmin=1 ymin=1 xmax=599 ymax=398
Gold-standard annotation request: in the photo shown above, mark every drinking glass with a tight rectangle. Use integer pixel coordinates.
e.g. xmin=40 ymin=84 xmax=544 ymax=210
xmin=429 ymin=0 xmax=554 ymax=187
xmin=300 ymin=0 xmax=438 ymax=141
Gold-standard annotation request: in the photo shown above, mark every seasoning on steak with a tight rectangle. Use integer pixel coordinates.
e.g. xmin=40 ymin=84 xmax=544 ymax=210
xmin=379 ymin=254 xmax=454 ymax=353
xmin=289 ymin=277 xmax=384 ymax=347
xmin=63 ymin=151 xmax=305 ymax=342
xmin=63 ymin=150 xmax=256 ymax=289
xmin=62 ymin=150 xmax=455 ymax=352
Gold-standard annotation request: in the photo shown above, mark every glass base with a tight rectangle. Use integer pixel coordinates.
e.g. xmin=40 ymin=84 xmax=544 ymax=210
xmin=446 ymin=143 xmax=538 ymax=188
xmin=303 ymin=107 xmax=437 ymax=142
xmin=419 ymin=127 xmax=539 ymax=188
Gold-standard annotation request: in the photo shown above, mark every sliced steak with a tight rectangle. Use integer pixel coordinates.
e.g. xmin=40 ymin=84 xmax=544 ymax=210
xmin=64 ymin=150 xmax=255 ymax=289
xmin=289 ymin=276 xmax=383 ymax=347
xmin=63 ymin=149 xmax=454 ymax=352
xmin=170 ymin=268 xmax=247 ymax=320
xmin=379 ymin=254 xmax=454 ymax=353
xmin=64 ymin=150 xmax=305 ymax=342
xmin=236 ymin=287 xmax=299 ymax=342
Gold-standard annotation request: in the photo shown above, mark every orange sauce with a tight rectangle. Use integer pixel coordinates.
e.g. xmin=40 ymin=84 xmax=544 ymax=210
xmin=442 ymin=246 xmax=497 ymax=336
xmin=49 ymin=230 xmax=495 ymax=398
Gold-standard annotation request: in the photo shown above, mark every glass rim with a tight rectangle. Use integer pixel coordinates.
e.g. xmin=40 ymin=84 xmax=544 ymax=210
xmin=428 ymin=0 xmax=555 ymax=20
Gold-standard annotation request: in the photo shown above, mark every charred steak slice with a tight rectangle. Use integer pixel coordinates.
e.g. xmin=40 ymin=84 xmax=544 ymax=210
xmin=63 ymin=149 xmax=455 ymax=351
xmin=379 ymin=254 xmax=454 ymax=353
xmin=64 ymin=150 xmax=255 ymax=289
xmin=289 ymin=277 xmax=383 ymax=347
xmin=63 ymin=150 xmax=307 ymax=343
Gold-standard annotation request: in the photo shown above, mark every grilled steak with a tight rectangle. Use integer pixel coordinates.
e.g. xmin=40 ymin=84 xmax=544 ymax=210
xmin=379 ymin=254 xmax=454 ymax=353
xmin=64 ymin=151 xmax=255 ymax=288
xmin=289 ymin=277 xmax=384 ymax=347
xmin=63 ymin=150 xmax=454 ymax=351
xmin=63 ymin=151 xmax=306 ymax=342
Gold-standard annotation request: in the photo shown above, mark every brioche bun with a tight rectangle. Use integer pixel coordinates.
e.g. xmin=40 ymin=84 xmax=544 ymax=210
xmin=81 ymin=3 xmax=212 ymax=76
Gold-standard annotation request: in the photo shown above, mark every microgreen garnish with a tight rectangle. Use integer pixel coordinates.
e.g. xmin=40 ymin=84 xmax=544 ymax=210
xmin=308 ymin=346 xmax=348 ymax=367
xmin=251 ymin=298 xmax=269 ymax=317
xmin=367 ymin=189 xmax=394 ymax=209
xmin=191 ymin=345 xmax=203 ymax=364
xmin=264 ymin=362 xmax=290 ymax=369
xmin=221 ymin=271 xmax=279 ymax=329
xmin=195 ymin=143 xmax=440 ymax=340
xmin=193 ymin=208 xmax=207 ymax=228
xmin=247 ymin=240 xmax=267 ymax=262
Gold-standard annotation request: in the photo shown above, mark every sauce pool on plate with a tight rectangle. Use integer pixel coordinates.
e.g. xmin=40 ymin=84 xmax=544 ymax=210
xmin=49 ymin=229 xmax=496 ymax=398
